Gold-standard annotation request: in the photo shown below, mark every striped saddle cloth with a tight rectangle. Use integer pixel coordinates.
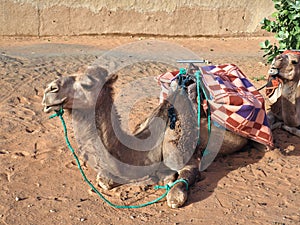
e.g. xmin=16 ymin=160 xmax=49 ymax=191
xmin=156 ymin=64 xmax=273 ymax=147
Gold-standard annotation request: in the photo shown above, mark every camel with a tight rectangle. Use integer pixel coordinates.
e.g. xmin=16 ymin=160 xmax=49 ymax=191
xmin=266 ymin=50 xmax=300 ymax=137
xmin=42 ymin=65 xmax=250 ymax=208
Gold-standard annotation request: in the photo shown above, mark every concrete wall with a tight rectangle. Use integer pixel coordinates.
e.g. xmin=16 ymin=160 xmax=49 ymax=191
xmin=0 ymin=0 xmax=274 ymax=37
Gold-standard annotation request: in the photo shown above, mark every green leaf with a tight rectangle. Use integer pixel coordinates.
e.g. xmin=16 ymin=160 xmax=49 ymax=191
xmin=279 ymin=42 xmax=287 ymax=49
xmin=259 ymin=42 xmax=266 ymax=48
xmin=271 ymin=12 xmax=278 ymax=18
xmin=267 ymin=55 xmax=274 ymax=63
xmin=260 ymin=0 xmax=300 ymax=63
xmin=265 ymin=39 xmax=271 ymax=47
xmin=261 ymin=18 xmax=271 ymax=26
xmin=282 ymin=9 xmax=289 ymax=15
xmin=296 ymin=40 xmax=300 ymax=49
xmin=274 ymin=3 xmax=281 ymax=10
xmin=291 ymin=13 xmax=300 ymax=20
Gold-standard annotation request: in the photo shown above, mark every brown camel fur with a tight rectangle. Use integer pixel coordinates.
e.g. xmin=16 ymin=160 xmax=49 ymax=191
xmin=42 ymin=65 xmax=249 ymax=208
xmin=266 ymin=51 xmax=300 ymax=137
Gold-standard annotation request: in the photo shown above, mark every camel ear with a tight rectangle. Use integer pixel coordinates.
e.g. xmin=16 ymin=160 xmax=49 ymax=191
xmin=55 ymin=72 xmax=62 ymax=78
xmin=85 ymin=65 xmax=108 ymax=81
xmin=105 ymin=73 xmax=118 ymax=84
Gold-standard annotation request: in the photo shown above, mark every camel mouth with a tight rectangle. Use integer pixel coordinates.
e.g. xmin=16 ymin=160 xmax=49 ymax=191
xmin=268 ymin=68 xmax=279 ymax=77
xmin=43 ymin=98 xmax=67 ymax=113
xmin=44 ymin=104 xmax=63 ymax=113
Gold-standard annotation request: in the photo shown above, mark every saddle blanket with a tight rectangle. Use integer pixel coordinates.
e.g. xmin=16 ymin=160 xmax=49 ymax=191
xmin=156 ymin=64 xmax=273 ymax=147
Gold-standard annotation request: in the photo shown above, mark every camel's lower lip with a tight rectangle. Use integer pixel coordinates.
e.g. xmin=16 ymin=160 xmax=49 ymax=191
xmin=43 ymin=104 xmax=63 ymax=113
xmin=43 ymin=97 xmax=67 ymax=113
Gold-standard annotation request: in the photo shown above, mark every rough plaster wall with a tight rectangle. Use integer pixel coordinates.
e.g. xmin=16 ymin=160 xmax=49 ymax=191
xmin=0 ymin=0 xmax=274 ymax=36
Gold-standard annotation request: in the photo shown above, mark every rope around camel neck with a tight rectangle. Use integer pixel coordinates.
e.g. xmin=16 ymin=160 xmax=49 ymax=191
xmin=49 ymin=108 xmax=188 ymax=209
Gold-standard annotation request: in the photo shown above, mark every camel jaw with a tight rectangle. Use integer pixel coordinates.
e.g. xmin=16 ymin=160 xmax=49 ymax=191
xmin=42 ymin=97 xmax=67 ymax=113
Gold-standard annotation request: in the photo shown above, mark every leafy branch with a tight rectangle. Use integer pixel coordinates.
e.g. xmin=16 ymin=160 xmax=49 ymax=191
xmin=260 ymin=0 xmax=300 ymax=63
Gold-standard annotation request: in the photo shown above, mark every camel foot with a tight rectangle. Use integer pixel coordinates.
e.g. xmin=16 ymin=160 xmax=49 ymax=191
xmin=96 ymin=174 xmax=120 ymax=190
xmin=166 ymin=182 xmax=188 ymax=208
xmin=282 ymin=125 xmax=300 ymax=137
xmin=165 ymin=163 xmax=200 ymax=208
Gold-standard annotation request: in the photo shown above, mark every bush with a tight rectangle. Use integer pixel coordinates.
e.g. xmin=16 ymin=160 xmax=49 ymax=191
xmin=260 ymin=0 xmax=300 ymax=63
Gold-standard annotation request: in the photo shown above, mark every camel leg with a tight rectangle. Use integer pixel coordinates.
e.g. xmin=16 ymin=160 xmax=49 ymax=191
xmin=269 ymin=120 xmax=300 ymax=137
xmin=267 ymin=111 xmax=276 ymax=126
xmin=267 ymin=111 xmax=284 ymax=130
xmin=166 ymin=158 xmax=200 ymax=208
xmin=153 ymin=164 xmax=177 ymax=186
xmin=163 ymin=173 xmax=177 ymax=185
xmin=271 ymin=122 xmax=283 ymax=130
xmin=282 ymin=125 xmax=300 ymax=137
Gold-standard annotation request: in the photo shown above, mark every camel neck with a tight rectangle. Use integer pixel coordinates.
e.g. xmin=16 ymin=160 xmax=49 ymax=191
xmin=281 ymin=80 xmax=300 ymax=126
xmin=95 ymin=85 xmax=129 ymax=153
xmin=281 ymin=80 xmax=298 ymax=103
xmin=92 ymin=85 xmax=165 ymax=165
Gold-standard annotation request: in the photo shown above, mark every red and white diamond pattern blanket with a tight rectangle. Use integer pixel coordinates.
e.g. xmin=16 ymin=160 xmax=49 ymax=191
xmin=156 ymin=64 xmax=273 ymax=147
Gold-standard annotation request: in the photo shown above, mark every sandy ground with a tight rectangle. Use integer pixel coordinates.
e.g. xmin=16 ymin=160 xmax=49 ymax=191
xmin=0 ymin=36 xmax=300 ymax=225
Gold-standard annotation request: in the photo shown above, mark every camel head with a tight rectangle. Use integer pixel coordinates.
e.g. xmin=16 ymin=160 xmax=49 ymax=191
xmin=268 ymin=51 xmax=300 ymax=82
xmin=42 ymin=65 xmax=114 ymax=112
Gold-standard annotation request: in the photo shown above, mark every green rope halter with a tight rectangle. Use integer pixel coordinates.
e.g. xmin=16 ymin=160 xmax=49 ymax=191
xmin=195 ymin=70 xmax=211 ymax=156
xmin=49 ymin=108 xmax=188 ymax=209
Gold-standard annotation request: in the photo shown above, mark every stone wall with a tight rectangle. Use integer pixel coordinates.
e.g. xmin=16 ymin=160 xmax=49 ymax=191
xmin=1 ymin=0 xmax=274 ymax=37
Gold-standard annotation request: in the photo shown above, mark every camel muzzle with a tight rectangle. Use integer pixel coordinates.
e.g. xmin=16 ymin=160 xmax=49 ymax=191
xmin=42 ymin=94 xmax=66 ymax=113
xmin=268 ymin=68 xmax=279 ymax=76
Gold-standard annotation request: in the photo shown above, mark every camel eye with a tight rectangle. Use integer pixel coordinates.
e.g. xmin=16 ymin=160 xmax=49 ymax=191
xmin=81 ymin=82 xmax=94 ymax=89
xmin=81 ymin=75 xmax=95 ymax=89
xmin=291 ymin=60 xmax=298 ymax=65
xmin=81 ymin=83 xmax=94 ymax=89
